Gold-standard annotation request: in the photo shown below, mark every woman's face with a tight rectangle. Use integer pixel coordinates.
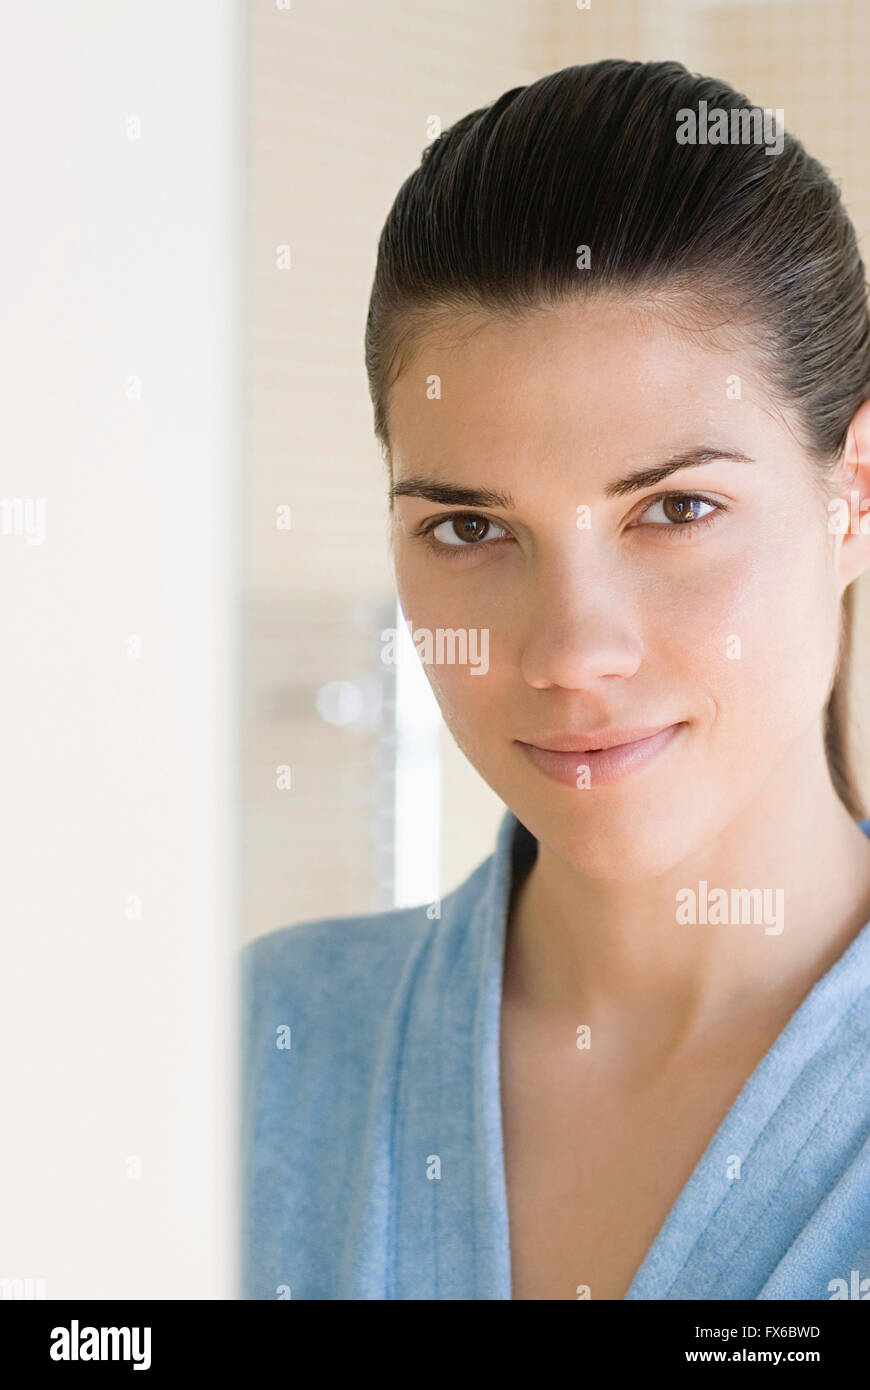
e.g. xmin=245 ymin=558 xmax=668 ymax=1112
xmin=386 ymin=295 xmax=849 ymax=879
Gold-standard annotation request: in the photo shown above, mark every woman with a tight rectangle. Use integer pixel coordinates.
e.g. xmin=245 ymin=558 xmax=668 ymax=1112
xmin=242 ymin=60 xmax=870 ymax=1300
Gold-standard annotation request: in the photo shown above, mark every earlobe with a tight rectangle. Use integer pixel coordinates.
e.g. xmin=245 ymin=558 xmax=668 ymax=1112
xmin=832 ymin=399 xmax=870 ymax=587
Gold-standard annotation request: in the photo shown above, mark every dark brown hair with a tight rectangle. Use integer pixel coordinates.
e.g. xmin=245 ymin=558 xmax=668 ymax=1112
xmin=364 ymin=59 xmax=869 ymax=818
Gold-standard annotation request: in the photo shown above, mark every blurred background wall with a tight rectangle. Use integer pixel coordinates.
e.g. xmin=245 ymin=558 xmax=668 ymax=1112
xmin=2 ymin=0 xmax=239 ymax=1297
xmin=244 ymin=0 xmax=870 ymax=943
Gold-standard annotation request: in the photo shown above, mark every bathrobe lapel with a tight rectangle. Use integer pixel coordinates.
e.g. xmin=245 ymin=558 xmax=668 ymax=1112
xmin=393 ymin=809 xmax=870 ymax=1300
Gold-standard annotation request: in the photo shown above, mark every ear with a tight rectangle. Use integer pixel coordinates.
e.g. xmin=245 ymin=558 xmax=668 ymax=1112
xmin=832 ymin=398 xmax=870 ymax=591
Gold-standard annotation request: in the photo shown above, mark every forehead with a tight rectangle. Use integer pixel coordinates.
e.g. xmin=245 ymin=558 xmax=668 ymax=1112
xmin=386 ymin=295 xmax=789 ymax=472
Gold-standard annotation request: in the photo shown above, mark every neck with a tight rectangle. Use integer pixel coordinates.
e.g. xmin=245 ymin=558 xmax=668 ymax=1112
xmin=505 ymin=722 xmax=870 ymax=1054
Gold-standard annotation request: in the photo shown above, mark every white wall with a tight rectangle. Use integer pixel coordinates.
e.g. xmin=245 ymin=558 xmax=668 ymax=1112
xmin=0 ymin=1 xmax=240 ymax=1298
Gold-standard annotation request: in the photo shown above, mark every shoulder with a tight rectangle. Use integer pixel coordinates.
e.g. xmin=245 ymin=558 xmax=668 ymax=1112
xmin=240 ymin=902 xmax=435 ymax=1021
xmin=240 ymin=847 xmax=496 ymax=1026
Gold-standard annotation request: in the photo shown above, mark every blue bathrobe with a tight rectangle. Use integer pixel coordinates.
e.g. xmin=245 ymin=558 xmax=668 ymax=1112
xmin=241 ymin=807 xmax=870 ymax=1299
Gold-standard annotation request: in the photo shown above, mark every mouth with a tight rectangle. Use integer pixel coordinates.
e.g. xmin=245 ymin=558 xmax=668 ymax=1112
xmin=515 ymin=722 xmax=688 ymax=788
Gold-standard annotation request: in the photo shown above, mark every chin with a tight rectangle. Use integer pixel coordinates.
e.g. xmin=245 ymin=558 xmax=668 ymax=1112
xmin=552 ymin=829 xmax=685 ymax=882
xmin=519 ymin=789 xmax=707 ymax=882
xmin=559 ymin=840 xmax=685 ymax=883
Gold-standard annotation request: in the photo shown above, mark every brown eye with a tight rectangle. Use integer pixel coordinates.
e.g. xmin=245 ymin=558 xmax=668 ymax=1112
xmin=661 ymin=495 xmax=708 ymax=523
xmin=424 ymin=513 xmax=510 ymax=549
xmin=640 ymin=493 xmax=721 ymax=529
xmin=450 ymin=515 xmax=490 ymax=543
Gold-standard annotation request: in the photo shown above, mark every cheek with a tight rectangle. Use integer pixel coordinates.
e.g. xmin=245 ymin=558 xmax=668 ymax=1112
xmin=652 ymin=521 xmax=839 ymax=752
xmin=418 ymin=640 xmax=509 ymax=766
xmin=393 ymin=554 xmax=505 ymax=750
xmin=395 ymin=543 xmax=536 ymax=701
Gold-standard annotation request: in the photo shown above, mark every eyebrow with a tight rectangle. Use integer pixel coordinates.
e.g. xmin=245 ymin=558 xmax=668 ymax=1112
xmin=389 ymin=446 xmax=755 ymax=508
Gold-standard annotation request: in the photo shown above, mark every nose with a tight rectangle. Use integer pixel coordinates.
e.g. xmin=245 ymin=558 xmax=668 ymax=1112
xmin=518 ymin=556 xmax=642 ymax=690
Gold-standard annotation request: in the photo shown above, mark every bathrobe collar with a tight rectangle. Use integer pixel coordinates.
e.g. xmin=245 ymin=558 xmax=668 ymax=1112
xmin=392 ymin=807 xmax=870 ymax=1300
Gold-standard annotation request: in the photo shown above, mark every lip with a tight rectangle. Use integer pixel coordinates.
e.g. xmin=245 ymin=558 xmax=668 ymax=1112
xmin=515 ymin=722 xmax=687 ymax=787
